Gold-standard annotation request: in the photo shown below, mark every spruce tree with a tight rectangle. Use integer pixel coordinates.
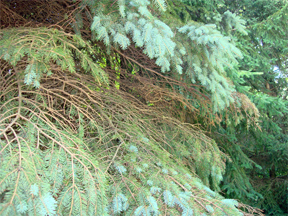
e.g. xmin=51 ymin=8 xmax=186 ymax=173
xmin=1 ymin=0 xmax=286 ymax=215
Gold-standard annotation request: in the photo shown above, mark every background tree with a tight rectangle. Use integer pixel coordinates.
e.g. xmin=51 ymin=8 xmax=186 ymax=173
xmin=216 ymin=1 xmax=288 ymax=214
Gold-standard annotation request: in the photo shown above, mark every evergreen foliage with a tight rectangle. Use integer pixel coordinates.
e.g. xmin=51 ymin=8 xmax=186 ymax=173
xmin=87 ymin=0 xmax=250 ymax=112
xmin=0 ymin=28 xmax=245 ymax=214
xmin=0 ymin=25 xmax=254 ymax=215
xmin=1 ymin=0 xmax=287 ymax=215
xmin=0 ymin=28 xmax=108 ymax=87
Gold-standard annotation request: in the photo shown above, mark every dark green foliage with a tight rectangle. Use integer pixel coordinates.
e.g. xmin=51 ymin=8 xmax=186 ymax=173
xmin=212 ymin=0 xmax=288 ymax=214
